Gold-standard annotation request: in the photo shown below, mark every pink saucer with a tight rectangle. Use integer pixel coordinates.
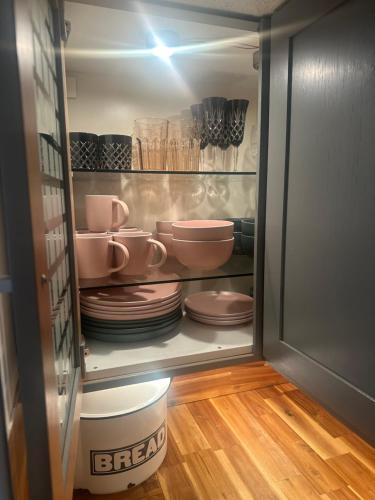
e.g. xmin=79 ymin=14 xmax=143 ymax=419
xmin=184 ymin=291 xmax=253 ymax=317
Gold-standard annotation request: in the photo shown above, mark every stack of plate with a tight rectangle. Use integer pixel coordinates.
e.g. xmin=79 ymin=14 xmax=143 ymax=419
xmin=184 ymin=291 xmax=253 ymax=326
xmin=80 ymin=282 xmax=182 ymax=342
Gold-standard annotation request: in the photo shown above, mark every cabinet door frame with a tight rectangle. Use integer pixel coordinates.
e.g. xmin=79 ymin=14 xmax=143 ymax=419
xmin=0 ymin=0 xmax=81 ymax=497
xmin=263 ymin=0 xmax=375 ymax=445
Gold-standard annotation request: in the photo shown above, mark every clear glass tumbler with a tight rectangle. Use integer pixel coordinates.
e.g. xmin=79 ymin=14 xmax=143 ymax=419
xmin=134 ymin=118 xmax=169 ymax=170
xmin=166 ymin=118 xmax=200 ymax=171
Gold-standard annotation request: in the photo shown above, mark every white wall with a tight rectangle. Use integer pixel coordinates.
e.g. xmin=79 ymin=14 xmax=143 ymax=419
xmin=68 ymin=67 xmax=258 ymax=228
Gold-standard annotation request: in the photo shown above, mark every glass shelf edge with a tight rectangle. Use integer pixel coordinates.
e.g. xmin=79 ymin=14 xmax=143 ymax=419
xmin=79 ymin=272 xmax=254 ymax=291
xmin=72 ymin=169 xmax=257 ymax=176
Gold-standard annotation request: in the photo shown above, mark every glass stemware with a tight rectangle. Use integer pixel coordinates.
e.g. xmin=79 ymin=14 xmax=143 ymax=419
xmin=202 ymin=97 xmax=227 ymax=147
xmin=202 ymin=97 xmax=227 ymax=168
xmin=226 ymin=99 xmax=249 ymax=171
xmin=191 ymin=103 xmax=208 ymax=170
xmin=190 ymin=103 xmax=209 ymax=150
xmin=218 ymin=104 xmax=232 ymax=169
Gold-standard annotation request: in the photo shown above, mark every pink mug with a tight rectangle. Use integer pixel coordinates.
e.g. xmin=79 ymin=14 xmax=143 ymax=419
xmin=113 ymin=232 xmax=167 ymax=276
xmin=85 ymin=195 xmax=129 ymax=232
xmin=76 ymin=234 xmax=129 ymax=279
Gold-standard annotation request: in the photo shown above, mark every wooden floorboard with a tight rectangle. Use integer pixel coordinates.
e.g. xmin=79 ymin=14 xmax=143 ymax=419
xmin=73 ymin=362 xmax=375 ymax=500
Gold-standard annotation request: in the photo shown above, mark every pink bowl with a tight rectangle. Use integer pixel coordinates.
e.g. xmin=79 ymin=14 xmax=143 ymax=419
xmin=172 ymin=238 xmax=234 ymax=270
xmin=172 ymin=220 xmax=233 ymax=241
xmin=156 ymin=221 xmax=176 ymax=233
xmin=156 ymin=232 xmax=175 ymax=257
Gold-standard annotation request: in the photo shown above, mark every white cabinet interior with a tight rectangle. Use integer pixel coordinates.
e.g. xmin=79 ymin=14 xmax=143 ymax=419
xmin=64 ymin=1 xmax=259 ymax=383
xmin=85 ymin=318 xmax=253 ymax=384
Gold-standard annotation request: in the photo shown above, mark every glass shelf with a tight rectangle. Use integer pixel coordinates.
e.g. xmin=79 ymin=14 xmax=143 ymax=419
xmin=79 ymin=255 xmax=253 ymax=290
xmin=72 ymin=169 xmax=256 ymax=176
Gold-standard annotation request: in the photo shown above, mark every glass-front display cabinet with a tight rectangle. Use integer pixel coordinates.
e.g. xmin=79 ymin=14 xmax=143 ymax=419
xmin=1 ymin=0 xmax=267 ymax=495
xmin=63 ymin=0 xmax=263 ymax=388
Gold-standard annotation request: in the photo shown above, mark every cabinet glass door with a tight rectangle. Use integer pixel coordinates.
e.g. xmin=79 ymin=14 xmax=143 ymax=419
xmin=32 ymin=0 xmax=77 ymax=446
xmin=0 ymin=0 xmax=81 ymax=497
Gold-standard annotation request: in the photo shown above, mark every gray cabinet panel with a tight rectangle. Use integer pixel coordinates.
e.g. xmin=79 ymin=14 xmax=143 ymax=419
xmin=284 ymin=0 xmax=375 ymax=396
xmin=263 ymin=0 xmax=375 ymax=445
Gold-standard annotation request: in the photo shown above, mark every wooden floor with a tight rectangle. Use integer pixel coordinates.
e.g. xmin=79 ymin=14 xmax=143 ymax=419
xmin=74 ymin=362 xmax=375 ymax=499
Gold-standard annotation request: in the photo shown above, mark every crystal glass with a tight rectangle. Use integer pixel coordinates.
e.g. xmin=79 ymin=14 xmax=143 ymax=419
xmin=190 ymin=103 xmax=209 ymax=150
xmin=219 ymin=106 xmax=231 ymax=151
xmin=134 ymin=118 xmax=168 ymax=170
xmin=98 ymin=134 xmax=132 ymax=171
xmin=69 ymin=132 xmax=98 ymax=171
xmin=226 ymin=99 xmax=249 ymax=170
xmin=226 ymin=99 xmax=249 ymax=147
xmin=166 ymin=118 xmax=200 ymax=171
xmin=218 ymin=111 xmax=231 ymax=171
xmin=202 ymin=97 xmax=227 ymax=147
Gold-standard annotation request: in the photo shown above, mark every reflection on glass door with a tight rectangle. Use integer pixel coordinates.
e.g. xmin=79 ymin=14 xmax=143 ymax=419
xmin=31 ymin=0 xmax=77 ymax=446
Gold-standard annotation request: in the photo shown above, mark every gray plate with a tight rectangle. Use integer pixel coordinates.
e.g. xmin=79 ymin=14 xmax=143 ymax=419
xmin=83 ymin=318 xmax=181 ymax=343
xmin=81 ymin=308 xmax=181 ymax=329
xmin=82 ymin=312 xmax=182 ymax=335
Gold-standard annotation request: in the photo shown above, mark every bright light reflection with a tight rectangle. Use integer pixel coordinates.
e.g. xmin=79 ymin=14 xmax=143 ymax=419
xmin=150 ymin=37 xmax=174 ymax=63
xmin=65 ymin=34 xmax=258 ymax=60
xmin=151 ymin=44 xmax=174 ymax=60
xmin=65 ymin=3 xmax=258 ymax=101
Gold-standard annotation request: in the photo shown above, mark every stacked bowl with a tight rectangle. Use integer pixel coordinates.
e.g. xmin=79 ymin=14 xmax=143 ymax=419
xmin=184 ymin=291 xmax=254 ymax=326
xmin=223 ymin=217 xmax=255 ymax=255
xmin=241 ymin=219 xmax=255 ymax=255
xmin=155 ymin=221 xmax=176 ymax=257
xmin=80 ymin=282 xmax=182 ymax=342
xmin=171 ymin=220 xmax=234 ymax=271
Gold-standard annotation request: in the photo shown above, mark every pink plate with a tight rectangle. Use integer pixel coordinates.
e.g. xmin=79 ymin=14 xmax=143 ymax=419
xmin=185 ymin=308 xmax=253 ymax=322
xmin=184 ymin=291 xmax=253 ymax=316
xmin=186 ymin=312 xmax=252 ymax=326
xmin=184 ymin=303 xmax=252 ymax=319
xmin=80 ymin=290 xmax=181 ymax=309
xmin=187 ymin=311 xmax=253 ymax=322
xmin=80 ymin=301 xmax=181 ymax=321
xmin=80 ymin=294 xmax=181 ymax=313
xmin=80 ymin=281 xmax=181 ymax=306
xmin=80 ymin=297 xmax=181 ymax=314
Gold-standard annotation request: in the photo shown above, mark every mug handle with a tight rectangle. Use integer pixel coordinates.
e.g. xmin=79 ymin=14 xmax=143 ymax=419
xmin=112 ymin=199 xmax=129 ymax=230
xmin=148 ymin=239 xmax=167 ymax=269
xmin=108 ymin=240 xmax=129 ymax=273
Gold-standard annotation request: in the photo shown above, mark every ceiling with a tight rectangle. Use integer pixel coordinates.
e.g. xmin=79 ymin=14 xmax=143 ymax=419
xmin=144 ymin=0 xmax=286 ymax=17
